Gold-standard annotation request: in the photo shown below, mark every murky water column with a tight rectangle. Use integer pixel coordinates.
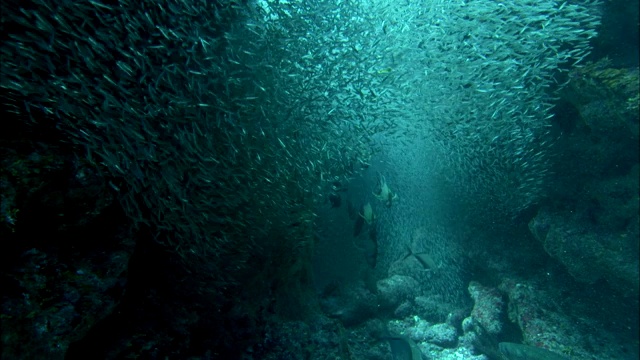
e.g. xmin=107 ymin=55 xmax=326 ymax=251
xmin=370 ymin=133 xmax=468 ymax=305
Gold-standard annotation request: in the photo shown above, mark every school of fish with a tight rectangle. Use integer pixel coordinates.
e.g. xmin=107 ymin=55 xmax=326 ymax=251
xmin=0 ymin=0 xmax=602 ymax=288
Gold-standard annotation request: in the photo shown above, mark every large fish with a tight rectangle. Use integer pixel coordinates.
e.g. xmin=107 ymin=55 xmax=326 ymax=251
xmin=400 ymin=246 xmax=438 ymax=270
xmin=499 ymin=342 xmax=569 ymax=360
xmin=381 ymin=333 xmax=422 ymax=360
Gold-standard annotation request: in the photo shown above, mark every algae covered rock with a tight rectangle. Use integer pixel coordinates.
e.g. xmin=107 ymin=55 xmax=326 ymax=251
xmin=377 ymin=275 xmax=420 ymax=311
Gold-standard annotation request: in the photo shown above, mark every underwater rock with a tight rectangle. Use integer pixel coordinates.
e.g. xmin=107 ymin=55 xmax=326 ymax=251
xmin=459 ymin=316 xmax=498 ymax=359
xmin=413 ymin=295 xmax=460 ymax=324
xmin=539 ymin=59 xmax=639 ymax=301
xmin=422 ymin=323 xmax=458 ymax=348
xmin=376 ymin=275 xmax=420 ymax=312
xmin=529 ymin=204 xmax=639 ymax=298
xmin=319 ymin=282 xmax=378 ymax=327
xmin=468 ymin=281 xmax=506 ymax=336
xmin=500 ymin=279 xmax=562 ymax=352
xmin=1 ymin=239 xmax=134 ymax=360
xmin=498 ymin=278 xmax=621 ymax=360
xmin=562 ymin=59 xmax=639 ymax=139
xmin=394 ymin=301 xmax=414 ymax=318
xmin=0 ymin=144 xmax=134 ymax=359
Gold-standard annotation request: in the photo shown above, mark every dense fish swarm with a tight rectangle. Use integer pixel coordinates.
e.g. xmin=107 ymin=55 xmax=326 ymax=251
xmin=0 ymin=0 xmax=407 ymax=291
xmin=351 ymin=0 xmax=601 ymax=302
xmin=363 ymin=0 xmax=602 ymax=217
xmin=1 ymin=0 xmax=602 ymax=295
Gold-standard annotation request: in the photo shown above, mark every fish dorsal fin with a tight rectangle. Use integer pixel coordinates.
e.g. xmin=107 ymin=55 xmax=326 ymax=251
xmin=400 ymin=247 xmax=413 ymax=262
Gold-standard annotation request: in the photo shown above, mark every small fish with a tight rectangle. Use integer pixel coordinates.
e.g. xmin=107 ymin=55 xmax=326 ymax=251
xmin=401 ymin=246 xmax=437 ymax=270
xmin=359 ymin=202 xmax=374 ymax=225
xmin=373 ymin=174 xmax=397 ymax=207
